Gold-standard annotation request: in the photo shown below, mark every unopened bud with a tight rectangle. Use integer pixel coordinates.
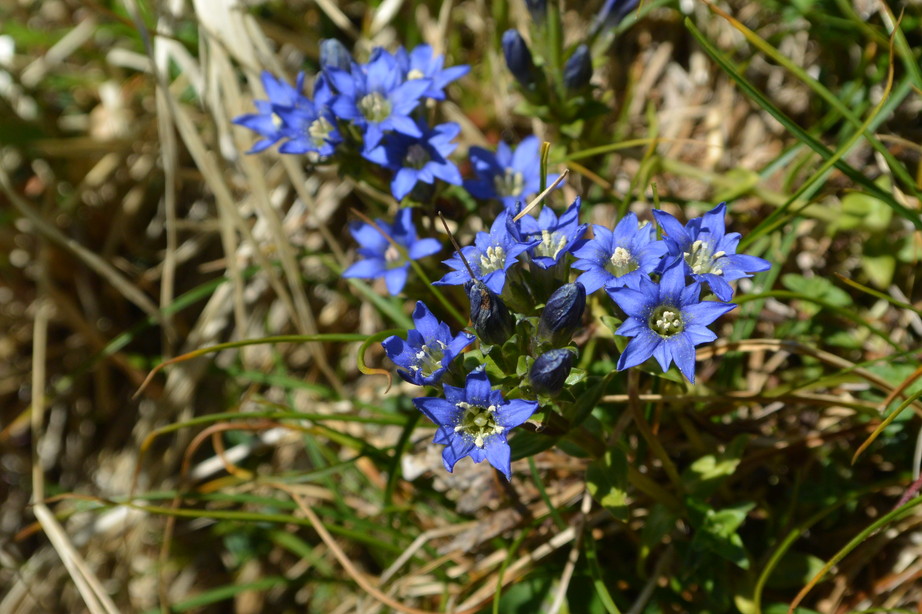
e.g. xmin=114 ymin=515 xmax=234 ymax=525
xmin=529 ymin=349 xmax=574 ymax=395
xmin=502 ymin=29 xmax=538 ymax=88
xmin=538 ymin=282 xmax=586 ymax=347
xmin=524 ymin=0 xmax=547 ymax=24
xmin=320 ymin=39 xmax=352 ymax=72
xmin=467 ymin=280 xmax=515 ymax=346
xmin=563 ymin=44 xmax=592 ymax=91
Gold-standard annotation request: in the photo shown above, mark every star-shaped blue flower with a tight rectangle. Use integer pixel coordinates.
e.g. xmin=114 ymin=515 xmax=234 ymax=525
xmin=606 ymin=259 xmax=736 ymax=383
xmin=363 ymin=121 xmax=462 ymax=200
xmin=342 ymin=208 xmax=440 ymax=295
xmin=327 ymin=49 xmax=430 ymax=150
xmin=233 ymin=71 xmax=307 ymax=153
xmin=464 ymin=136 xmax=561 ymax=210
xmin=571 ymin=212 xmax=667 ymax=294
xmin=382 ymin=301 xmax=474 ymax=386
xmin=413 ymin=366 xmax=539 ymax=479
xmin=434 ymin=211 xmax=538 ymax=294
xmin=653 ymin=202 xmax=772 ymax=302
xmin=396 ymin=44 xmax=470 ymax=100
xmin=273 ymin=75 xmax=341 ymax=157
xmin=519 ymin=196 xmax=588 ymax=269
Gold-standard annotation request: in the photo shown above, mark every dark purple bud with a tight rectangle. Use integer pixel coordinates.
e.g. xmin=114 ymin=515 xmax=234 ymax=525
xmin=590 ymin=0 xmax=640 ymax=36
xmin=466 ymin=279 xmax=515 ymax=346
xmin=320 ymin=39 xmax=352 ymax=72
xmin=538 ymin=282 xmax=586 ymax=347
xmin=563 ymin=44 xmax=592 ymax=91
xmin=524 ymin=0 xmax=547 ymax=24
xmin=530 ymin=349 xmax=574 ymax=395
xmin=502 ymin=29 xmax=537 ymax=88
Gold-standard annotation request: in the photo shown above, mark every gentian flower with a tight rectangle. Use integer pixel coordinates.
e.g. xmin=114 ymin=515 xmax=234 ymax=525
xmin=363 ymin=121 xmax=462 ymax=200
xmin=396 ymin=44 xmax=470 ymax=100
xmin=519 ymin=197 xmax=587 ymax=269
xmin=233 ymin=71 xmax=307 ymax=153
xmin=342 ymin=208 xmax=440 ymax=295
xmin=571 ymin=212 xmax=667 ymax=294
xmin=328 ymin=49 xmax=430 ymax=150
xmin=434 ymin=211 xmax=538 ymax=294
xmin=653 ymin=202 xmax=771 ymax=302
xmin=464 ymin=136 xmax=561 ymax=210
xmin=274 ymin=76 xmax=341 ymax=157
xmin=606 ymin=259 xmax=736 ymax=383
xmin=382 ymin=301 xmax=474 ymax=386
xmin=413 ymin=366 xmax=539 ymax=479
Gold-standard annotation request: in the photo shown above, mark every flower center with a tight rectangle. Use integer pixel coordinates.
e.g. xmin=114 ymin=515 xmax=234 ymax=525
xmin=308 ymin=116 xmax=334 ymax=146
xmin=407 ymin=68 xmax=425 ymax=80
xmin=685 ymin=239 xmax=726 ymax=276
xmin=271 ymin=113 xmax=284 ymax=129
xmin=479 ymin=245 xmax=506 ymax=275
xmin=534 ymin=229 xmax=568 ymax=261
xmin=648 ymin=305 xmax=685 ymax=338
xmin=384 ymin=244 xmax=401 ymax=266
xmin=358 ymin=91 xmax=392 ymax=123
xmin=454 ymin=401 xmax=504 ymax=448
xmin=492 ymin=167 xmax=525 ymax=198
xmin=410 ymin=340 xmax=447 ymax=377
xmin=404 ymin=143 xmax=430 ymax=169
xmin=607 ymin=246 xmax=638 ymax=277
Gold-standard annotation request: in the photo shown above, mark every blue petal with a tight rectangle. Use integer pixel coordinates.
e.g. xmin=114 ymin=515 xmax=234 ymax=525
xmin=683 ymin=324 xmax=717 ymax=345
xmin=414 ymin=397 xmax=459 ymax=428
xmin=617 ymin=329 xmax=660 ymax=370
xmin=498 ymin=399 xmax=539 ymax=429
xmin=465 ymin=367 xmax=493 ymax=405
xmin=669 ymin=333 xmax=697 ymax=383
xmin=684 ymin=300 xmax=736 ymax=326
xmin=653 ymin=209 xmax=691 ymax=249
xmin=391 ymin=168 xmax=419 ymax=200
xmin=411 ymin=302 xmax=440 ymax=339
xmin=409 ymin=237 xmax=441 ymax=260
xmin=384 ymin=266 xmax=409 ymax=295
xmin=484 ymin=437 xmax=512 ymax=480
xmin=342 ymin=258 xmax=385 ymax=279
xmin=574 ymin=268 xmax=612 ymax=295
xmin=607 ymin=286 xmax=652 ymax=318
xmin=442 ymin=437 xmax=476 ymax=473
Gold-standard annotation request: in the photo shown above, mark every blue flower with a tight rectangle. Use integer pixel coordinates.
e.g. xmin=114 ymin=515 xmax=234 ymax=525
xmin=434 ymin=211 xmax=538 ymax=294
xmin=233 ymin=71 xmax=307 ymax=153
xmin=328 ymin=49 xmax=430 ymax=150
xmin=464 ymin=136 xmax=561 ymax=210
xmin=363 ymin=121 xmax=462 ymax=200
xmin=273 ymin=76 xmax=341 ymax=157
xmin=606 ymin=259 xmax=736 ymax=383
xmin=653 ymin=203 xmax=772 ymax=302
xmin=519 ymin=197 xmax=587 ymax=269
xmin=382 ymin=302 xmax=474 ymax=386
xmin=396 ymin=44 xmax=470 ymax=100
xmin=571 ymin=212 xmax=667 ymax=294
xmin=342 ymin=208 xmax=440 ymax=295
xmin=590 ymin=0 xmax=640 ymax=36
xmin=413 ymin=366 xmax=539 ymax=479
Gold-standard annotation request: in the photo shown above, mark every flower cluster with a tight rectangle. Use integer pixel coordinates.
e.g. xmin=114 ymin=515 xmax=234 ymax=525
xmin=381 ymin=302 xmax=538 ymax=480
xmin=233 ymin=41 xmax=468 ymax=201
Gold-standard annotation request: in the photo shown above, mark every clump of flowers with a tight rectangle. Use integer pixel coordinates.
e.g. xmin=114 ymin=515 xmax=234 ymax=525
xmin=233 ymin=41 xmax=469 ymax=202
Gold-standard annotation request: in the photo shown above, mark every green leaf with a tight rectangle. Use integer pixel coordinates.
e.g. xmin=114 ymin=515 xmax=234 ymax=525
xmin=781 ymin=273 xmax=851 ymax=315
xmin=586 ymin=448 xmax=630 ymax=521
xmin=765 ymin=551 xmax=826 ymax=589
xmin=683 ymin=435 xmax=748 ymax=498
xmin=688 ymin=499 xmax=755 ymax=569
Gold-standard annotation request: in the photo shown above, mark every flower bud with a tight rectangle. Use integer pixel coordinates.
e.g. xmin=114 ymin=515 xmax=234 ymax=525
xmin=524 ymin=0 xmax=547 ymax=24
xmin=563 ymin=44 xmax=592 ymax=91
xmin=529 ymin=349 xmax=574 ymax=395
xmin=538 ymin=282 xmax=586 ymax=347
xmin=502 ymin=29 xmax=538 ymax=88
xmin=320 ymin=39 xmax=352 ymax=72
xmin=466 ymin=279 xmax=515 ymax=346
